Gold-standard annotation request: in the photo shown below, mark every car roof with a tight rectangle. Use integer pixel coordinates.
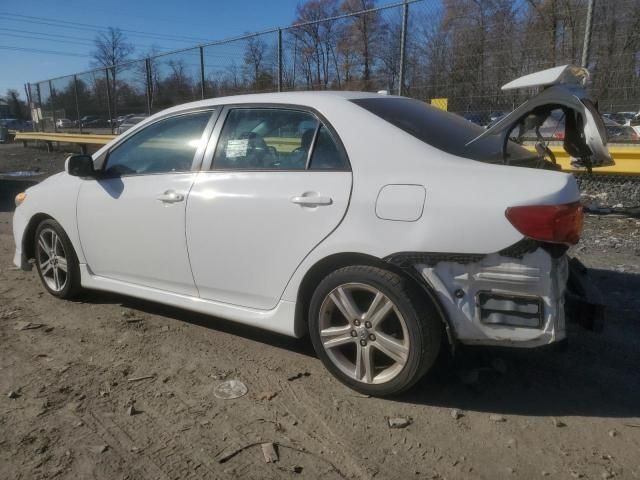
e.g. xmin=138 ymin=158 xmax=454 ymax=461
xmin=159 ymin=91 xmax=391 ymax=115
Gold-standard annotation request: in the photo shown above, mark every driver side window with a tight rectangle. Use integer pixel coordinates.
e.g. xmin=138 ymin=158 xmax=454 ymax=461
xmin=104 ymin=110 xmax=213 ymax=176
xmin=213 ymin=108 xmax=320 ymax=170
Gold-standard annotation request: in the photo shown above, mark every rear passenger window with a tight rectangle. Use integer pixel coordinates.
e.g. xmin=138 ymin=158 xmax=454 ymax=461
xmin=213 ymin=108 xmax=319 ymax=170
xmin=308 ymin=126 xmax=349 ymax=170
xmin=212 ymin=108 xmax=349 ymax=171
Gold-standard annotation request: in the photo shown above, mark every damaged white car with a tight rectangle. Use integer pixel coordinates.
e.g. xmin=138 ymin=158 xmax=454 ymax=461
xmin=13 ymin=65 xmax=611 ymax=396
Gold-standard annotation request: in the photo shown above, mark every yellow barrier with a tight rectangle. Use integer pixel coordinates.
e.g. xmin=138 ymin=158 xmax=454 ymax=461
xmin=15 ymin=131 xmax=116 ymax=145
xmin=525 ymin=146 xmax=640 ymax=176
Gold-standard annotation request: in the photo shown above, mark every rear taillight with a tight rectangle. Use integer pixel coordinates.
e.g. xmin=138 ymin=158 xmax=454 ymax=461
xmin=505 ymin=202 xmax=583 ymax=245
xmin=552 ymin=131 xmax=565 ymax=140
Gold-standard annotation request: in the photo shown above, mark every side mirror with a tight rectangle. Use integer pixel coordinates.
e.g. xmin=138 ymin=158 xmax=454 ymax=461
xmin=65 ymin=154 xmax=95 ymax=177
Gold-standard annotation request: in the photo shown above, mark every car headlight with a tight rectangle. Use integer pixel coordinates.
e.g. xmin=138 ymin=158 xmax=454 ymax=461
xmin=15 ymin=192 xmax=27 ymax=207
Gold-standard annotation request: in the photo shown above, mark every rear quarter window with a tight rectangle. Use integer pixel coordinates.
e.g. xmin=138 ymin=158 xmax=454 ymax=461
xmin=351 ymin=97 xmax=534 ymax=164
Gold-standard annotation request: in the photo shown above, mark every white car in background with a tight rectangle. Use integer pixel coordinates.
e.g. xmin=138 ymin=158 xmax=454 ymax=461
xmin=12 ymin=65 xmax=612 ymax=396
xmin=55 ymin=118 xmax=73 ymax=129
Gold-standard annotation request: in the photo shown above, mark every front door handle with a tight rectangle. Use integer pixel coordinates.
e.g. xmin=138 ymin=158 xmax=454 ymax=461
xmin=290 ymin=195 xmax=333 ymax=206
xmin=157 ymin=190 xmax=184 ymax=203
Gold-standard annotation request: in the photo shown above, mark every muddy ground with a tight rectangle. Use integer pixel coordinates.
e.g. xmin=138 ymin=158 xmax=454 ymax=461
xmin=1 ymin=143 xmax=639 ymax=480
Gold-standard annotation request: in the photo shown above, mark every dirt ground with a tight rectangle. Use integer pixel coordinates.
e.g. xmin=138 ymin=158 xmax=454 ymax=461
xmin=1 ymin=143 xmax=639 ymax=480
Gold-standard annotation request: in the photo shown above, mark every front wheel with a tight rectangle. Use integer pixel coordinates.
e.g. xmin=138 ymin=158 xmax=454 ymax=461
xmin=34 ymin=219 xmax=81 ymax=299
xmin=308 ymin=265 xmax=441 ymax=396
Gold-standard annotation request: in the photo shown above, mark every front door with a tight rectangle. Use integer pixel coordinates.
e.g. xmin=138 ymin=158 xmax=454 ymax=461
xmin=77 ymin=110 xmax=215 ymax=296
xmin=187 ymin=106 xmax=352 ymax=310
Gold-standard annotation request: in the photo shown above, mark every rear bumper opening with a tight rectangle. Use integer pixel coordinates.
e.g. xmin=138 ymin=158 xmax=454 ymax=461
xmin=387 ymin=243 xmax=569 ymax=348
xmin=387 ymin=245 xmax=603 ymax=348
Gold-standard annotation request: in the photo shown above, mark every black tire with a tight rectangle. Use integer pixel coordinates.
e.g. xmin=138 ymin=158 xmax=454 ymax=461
xmin=308 ymin=265 xmax=441 ymax=396
xmin=34 ymin=219 xmax=82 ymax=299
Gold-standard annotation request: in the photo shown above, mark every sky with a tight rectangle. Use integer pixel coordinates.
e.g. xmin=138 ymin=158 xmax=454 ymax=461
xmin=0 ymin=0 xmax=302 ymax=96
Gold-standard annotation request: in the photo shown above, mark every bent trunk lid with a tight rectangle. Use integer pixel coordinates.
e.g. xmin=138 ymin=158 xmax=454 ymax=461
xmin=469 ymin=65 xmax=613 ymax=169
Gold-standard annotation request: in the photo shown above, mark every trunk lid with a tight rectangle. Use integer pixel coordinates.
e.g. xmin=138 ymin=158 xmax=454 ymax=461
xmin=469 ymin=65 xmax=614 ymax=170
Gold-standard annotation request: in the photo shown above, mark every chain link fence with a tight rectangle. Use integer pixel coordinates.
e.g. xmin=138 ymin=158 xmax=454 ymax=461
xmin=24 ymin=0 xmax=640 ymax=140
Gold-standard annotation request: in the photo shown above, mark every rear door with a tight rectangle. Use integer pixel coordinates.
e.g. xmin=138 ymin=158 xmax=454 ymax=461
xmin=186 ymin=106 xmax=352 ymax=310
xmin=470 ymin=65 xmax=613 ymax=169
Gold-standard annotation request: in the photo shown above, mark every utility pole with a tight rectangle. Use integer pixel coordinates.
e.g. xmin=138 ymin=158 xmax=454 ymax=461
xmin=581 ymin=0 xmax=595 ymax=68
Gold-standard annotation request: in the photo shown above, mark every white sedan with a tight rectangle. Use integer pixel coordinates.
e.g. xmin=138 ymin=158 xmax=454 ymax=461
xmin=13 ymin=65 xmax=612 ymax=395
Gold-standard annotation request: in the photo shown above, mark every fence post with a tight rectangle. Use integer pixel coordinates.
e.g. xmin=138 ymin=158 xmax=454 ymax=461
xmin=35 ymin=83 xmax=42 ymax=132
xmin=581 ymin=0 xmax=595 ymax=68
xmin=277 ymin=29 xmax=283 ymax=92
xmin=398 ymin=0 xmax=409 ymax=96
xmin=73 ymin=75 xmax=83 ymax=134
xmin=49 ymin=80 xmax=58 ymax=133
xmin=145 ymin=58 xmax=152 ymax=115
xmin=199 ymin=46 xmax=206 ymax=99
xmin=104 ymin=68 xmax=114 ymax=133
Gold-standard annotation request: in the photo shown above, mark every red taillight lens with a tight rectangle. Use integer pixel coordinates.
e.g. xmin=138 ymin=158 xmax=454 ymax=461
xmin=552 ymin=131 xmax=565 ymax=140
xmin=505 ymin=202 xmax=583 ymax=245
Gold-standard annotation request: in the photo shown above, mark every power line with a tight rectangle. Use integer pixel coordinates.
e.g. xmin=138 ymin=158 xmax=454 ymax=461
xmin=0 ymin=27 xmax=177 ymax=52
xmin=0 ymin=12 xmax=213 ymax=44
xmin=0 ymin=45 xmax=90 ymax=57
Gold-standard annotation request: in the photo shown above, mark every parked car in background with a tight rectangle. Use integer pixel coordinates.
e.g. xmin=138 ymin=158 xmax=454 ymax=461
xmin=116 ymin=115 xmax=148 ymax=134
xmin=12 ymin=65 xmax=613 ymax=396
xmin=630 ymin=113 xmax=640 ymax=136
xmin=516 ymin=110 xmax=639 ymax=143
xmin=603 ymin=116 xmax=640 ymax=142
xmin=56 ymin=118 xmax=73 ymax=129
xmin=460 ymin=111 xmax=506 ymax=128
xmin=78 ymin=115 xmax=107 ymax=128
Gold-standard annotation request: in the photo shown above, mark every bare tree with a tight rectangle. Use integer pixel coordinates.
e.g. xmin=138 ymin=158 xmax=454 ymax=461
xmin=92 ymin=27 xmax=134 ymax=121
xmin=5 ymin=89 xmax=27 ymax=121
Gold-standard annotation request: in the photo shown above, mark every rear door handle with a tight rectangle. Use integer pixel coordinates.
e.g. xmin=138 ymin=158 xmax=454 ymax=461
xmin=157 ymin=190 xmax=184 ymax=203
xmin=290 ymin=195 xmax=333 ymax=206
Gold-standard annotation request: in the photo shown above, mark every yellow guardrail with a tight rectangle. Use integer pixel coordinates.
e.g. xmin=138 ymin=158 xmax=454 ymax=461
xmin=15 ymin=131 xmax=116 ymax=145
xmin=11 ymin=132 xmax=640 ymax=176
xmin=525 ymin=145 xmax=640 ymax=176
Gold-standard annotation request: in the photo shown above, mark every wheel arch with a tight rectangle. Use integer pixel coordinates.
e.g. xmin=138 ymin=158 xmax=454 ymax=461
xmin=22 ymin=213 xmax=56 ymax=261
xmin=293 ymin=252 xmax=455 ymax=349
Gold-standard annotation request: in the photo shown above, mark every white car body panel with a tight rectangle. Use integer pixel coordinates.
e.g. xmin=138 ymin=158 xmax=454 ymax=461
xmin=13 ymin=78 xmax=604 ymax=345
xmin=186 ymin=171 xmax=352 ymax=309
xmin=501 ymin=64 xmax=589 ymax=90
xmin=76 ymin=173 xmax=198 ymax=296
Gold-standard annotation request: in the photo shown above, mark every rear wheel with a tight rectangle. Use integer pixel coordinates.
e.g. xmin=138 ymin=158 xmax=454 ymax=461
xmin=309 ymin=265 xmax=441 ymax=396
xmin=34 ymin=219 xmax=81 ymax=299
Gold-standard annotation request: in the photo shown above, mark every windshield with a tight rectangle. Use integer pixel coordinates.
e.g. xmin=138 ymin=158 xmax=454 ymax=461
xmin=351 ymin=97 xmax=537 ymax=164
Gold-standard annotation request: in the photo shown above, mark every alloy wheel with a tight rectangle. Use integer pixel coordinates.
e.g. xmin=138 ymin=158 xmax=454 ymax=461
xmin=36 ymin=227 xmax=68 ymax=292
xmin=318 ymin=282 xmax=410 ymax=384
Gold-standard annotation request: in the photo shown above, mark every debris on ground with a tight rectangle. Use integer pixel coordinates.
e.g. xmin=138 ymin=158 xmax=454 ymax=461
xmin=553 ymin=418 xmax=567 ymax=428
xmin=451 ymin=409 xmax=463 ymax=420
xmin=127 ymin=404 xmax=140 ymax=416
xmin=261 ymin=442 xmax=279 ymax=463
xmin=287 ymin=372 xmax=311 ymax=381
xmin=388 ymin=417 xmax=412 ymax=429
xmin=608 ymin=430 xmax=618 ymax=438
xmin=8 ymin=390 xmax=20 ymax=399
xmin=14 ymin=321 xmax=43 ymax=330
xmin=91 ymin=445 xmax=109 ymax=454
xmin=489 ymin=415 xmax=506 ymax=423
xmin=213 ymin=379 xmax=248 ymax=399
xmin=258 ymin=391 xmax=278 ymax=401
xmin=127 ymin=375 xmax=155 ymax=383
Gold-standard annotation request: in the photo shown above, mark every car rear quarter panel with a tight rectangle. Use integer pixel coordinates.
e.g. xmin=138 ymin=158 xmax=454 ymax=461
xmin=281 ymin=99 xmax=580 ymax=303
